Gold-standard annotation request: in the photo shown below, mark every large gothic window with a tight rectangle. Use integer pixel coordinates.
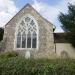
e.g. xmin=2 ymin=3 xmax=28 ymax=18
xmin=15 ymin=14 xmax=38 ymax=49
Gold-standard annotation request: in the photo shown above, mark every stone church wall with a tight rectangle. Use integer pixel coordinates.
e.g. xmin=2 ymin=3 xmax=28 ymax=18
xmin=3 ymin=4 xmax=55 ymax=59
xmin=0 ymin=40 xmax=5 ymax=52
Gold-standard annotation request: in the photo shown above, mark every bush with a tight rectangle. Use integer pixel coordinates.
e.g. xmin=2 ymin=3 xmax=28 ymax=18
xmin=0 ymin=51 xmax=19 ymax=58
xmin=0 ymin=54 xmax=75 ymax=75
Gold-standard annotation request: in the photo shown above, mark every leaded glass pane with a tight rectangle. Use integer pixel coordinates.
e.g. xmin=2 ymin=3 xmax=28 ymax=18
xmin=17 ymin=36 xmax=21 ymax=48
xmin=20 ymin=20 xmax=25 ymax=26
xmin=33 ymin=26 xmax=37 ymax=31
xmin=32 ymin=37 xmax=36 ymax=48
xmin=25 ymin=17 xmax=30 ymax=22
xmin=16 ymin=32 xmax=21 ymax=48
xmin=32 ymin=32 xmax=37 ymax=48
xmin=27 ymin=32 xmax=31 ymax=48
xmin=22 ymin=32 xmax=26 ymax=48
xmin=17 ymin=32 xmax=21 ymax=36
xmin=30 ymin=20 xmax=35 ymax=26
xmin=22 ymin=27 xmax=26 ymax=31
xmin=22 ymin=36 xmax=26 ymax=48
xmin=18 ymin=26 xmax=21 ymax=32
xmin=33 ymin=32 xmax=37 ymax=37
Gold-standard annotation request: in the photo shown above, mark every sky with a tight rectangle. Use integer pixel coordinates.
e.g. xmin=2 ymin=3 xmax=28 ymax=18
xmin=0 ymin=0 xmax=75 ymax=32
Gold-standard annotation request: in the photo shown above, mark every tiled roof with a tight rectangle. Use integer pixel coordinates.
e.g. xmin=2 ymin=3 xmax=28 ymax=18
xmin=54 ymin=33 xmax=69 ymax=43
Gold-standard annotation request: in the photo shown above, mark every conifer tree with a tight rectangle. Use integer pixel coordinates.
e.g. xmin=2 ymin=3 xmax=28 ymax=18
xmin=59 ymin=4 xmax=75 ymax=47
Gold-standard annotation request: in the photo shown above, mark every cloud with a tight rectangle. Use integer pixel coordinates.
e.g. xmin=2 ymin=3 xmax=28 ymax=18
xmin=32 ymin=0 xmax=59 ymax=23
xmin=32 ymin=0 xmax=75 ymax=32
xmin=0 ymin=0 xmax=75 ymax=32
xmin=0 ymin=0 xmax=18 ymax=27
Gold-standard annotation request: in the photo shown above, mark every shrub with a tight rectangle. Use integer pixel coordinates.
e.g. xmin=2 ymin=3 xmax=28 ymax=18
xmin=0 ymin=51 xmax=19 ymax=58
xmin=0 ymin=54 xmax=75 ymax=75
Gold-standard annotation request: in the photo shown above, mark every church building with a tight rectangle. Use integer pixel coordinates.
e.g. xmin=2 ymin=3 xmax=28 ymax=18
xmin=2 ymin=4 xmax=75 ymax=59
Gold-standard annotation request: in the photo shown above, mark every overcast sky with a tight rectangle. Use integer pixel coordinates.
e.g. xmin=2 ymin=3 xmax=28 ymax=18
xmin=0 ymin=0 xmax=75 ymax=32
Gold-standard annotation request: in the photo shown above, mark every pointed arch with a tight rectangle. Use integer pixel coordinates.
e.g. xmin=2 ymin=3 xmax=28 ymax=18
xmin=14 ymin=14 xmax=39 ymax=49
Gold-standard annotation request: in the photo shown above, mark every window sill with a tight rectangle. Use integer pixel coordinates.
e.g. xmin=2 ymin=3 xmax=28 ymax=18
xmin=14 ymin=48 xmax=38 ymax=50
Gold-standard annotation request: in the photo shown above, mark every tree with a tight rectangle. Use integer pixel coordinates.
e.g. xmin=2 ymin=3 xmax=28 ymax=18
xmin=59 ymin=3 xmax=75 ymax=47
xmin=0 ymin=28 xmax=4 ymax=41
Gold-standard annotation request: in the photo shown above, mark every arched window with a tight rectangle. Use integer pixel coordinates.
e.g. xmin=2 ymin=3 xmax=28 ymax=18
xmin=15 ymin=14 xmax=38 ymax=49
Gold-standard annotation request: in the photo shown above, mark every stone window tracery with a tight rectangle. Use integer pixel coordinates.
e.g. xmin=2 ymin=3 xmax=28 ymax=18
xmin=16 ymin=14 xmax=38 ymax=49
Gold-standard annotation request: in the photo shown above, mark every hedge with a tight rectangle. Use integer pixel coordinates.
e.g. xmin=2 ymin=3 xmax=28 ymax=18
xmin=0 ymin=52 xmax=75 ymax=75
